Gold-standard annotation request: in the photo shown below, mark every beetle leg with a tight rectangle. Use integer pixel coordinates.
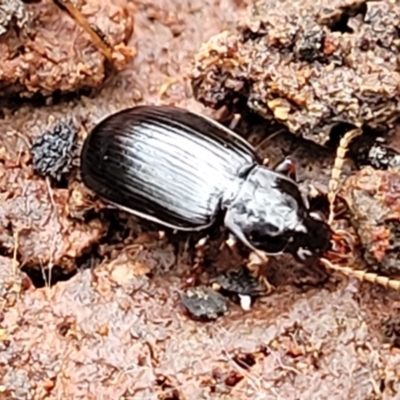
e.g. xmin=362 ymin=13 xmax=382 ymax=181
xmin=195 ymin=237 xmax=209 ymax=248
xmin=228 ymin=114 xmax=242 ymax=130
xmin=224 ymin=233 xmax=238 ymax=250
xmin=262 ymin=157 xmax=270 ymax=166
xmin=247 ymin=251 xmax=274 ymax=294
xmin=274 ymin=157 xmax=297 ymax=181
xmin=193 ymin=236 xmax=209 ymax=272
xmin=260 ymin=276 xmax=274 ymax=294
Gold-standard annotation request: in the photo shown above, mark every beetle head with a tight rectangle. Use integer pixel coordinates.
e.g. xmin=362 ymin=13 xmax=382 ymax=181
xmin=224 ymin=166 xmax=332 ymax=264
xmin=286 ymin=211 xmax=332 ymax=264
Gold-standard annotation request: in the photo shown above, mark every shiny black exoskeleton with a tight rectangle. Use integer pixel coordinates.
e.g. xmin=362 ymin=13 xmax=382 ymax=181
xmin=80 ymin=105 xmax=332 ymax=264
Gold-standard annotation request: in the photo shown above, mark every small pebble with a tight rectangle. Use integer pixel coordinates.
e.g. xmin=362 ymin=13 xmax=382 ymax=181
xmin=212 ymin=267 xmax=265 ymax=298
xmin=181 ymin=286 xmax=228 ymax=321
xmin=239 ymin=294 xmax=252 ymax=311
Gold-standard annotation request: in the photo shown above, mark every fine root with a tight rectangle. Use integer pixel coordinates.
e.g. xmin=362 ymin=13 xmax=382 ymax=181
xmin=319 ymin=257 xmax=400 ymax=291
xmin=54 ymin=0 xmax=114 ymax=62
xmin=328 ymin=128 xmax=362 ymax=223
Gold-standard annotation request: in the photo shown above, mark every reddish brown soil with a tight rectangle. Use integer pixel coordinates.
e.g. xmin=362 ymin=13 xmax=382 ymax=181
xmin=190 ymin=0 xmax=400 ymax=146
xmin=0 ymin=0 xmax=134 ymax=99
xmin=1 ymin=0 xmax=400 ymax=399
xmin=341 ymin=167 xmax=400 ymax=276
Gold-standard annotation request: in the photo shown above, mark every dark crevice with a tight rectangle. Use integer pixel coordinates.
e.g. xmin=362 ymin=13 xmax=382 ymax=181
xmin=240 ymin=22 xmax=270 ymax=43
xmin=232 ymin=352 xmax=256 ymax=369
xmin=97 ymin=209 xmax=148 ymax=245
xmin=222 ymin=353 xmax=258 ymax=387
xmin=0 ymin=245 xmax=11 ymax=258
xmin=21 ymin=264 xmax=77 ymax=289
xmin=0 ymin=222 xmax=14 ymax=257
xmin=0 ymin=84 xmax=101 ymax=110
xmin=325 ymin=122 xmax=358 ymax=149
xmin=308 ymin=192 xmax=330 ymax=216
xmin=329 ymin=14 xmax=354 ymax=33
xmin=323 ymin=2 xmax=368 ymax=33
xmin=9 ymin=45 xmax=25 ymax=60
xmin=395 ymin=27 xmax=400 ymax=48
xmin=76 ymin=244 xmax=103 ymax=271
xmin=52 ymin=175 xmax=70 ymax=189
xmin=19 ymin=244 xmax=103 ymax=289
xmin=155 ymin=375 xmax=181 ymax=400
xmin=191 ymin=72 xmax=251 ymax=112
xmin=295 ymin=28 xmax=326 ymax=63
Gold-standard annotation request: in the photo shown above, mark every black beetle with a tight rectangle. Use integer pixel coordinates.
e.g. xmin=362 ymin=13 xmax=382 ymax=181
xmin=80 ymin=105 xmax=332 ymax=264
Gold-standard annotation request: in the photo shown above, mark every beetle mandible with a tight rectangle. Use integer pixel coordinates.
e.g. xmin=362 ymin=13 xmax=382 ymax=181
xmin=80 ymin=105 xmax=332 ymax=264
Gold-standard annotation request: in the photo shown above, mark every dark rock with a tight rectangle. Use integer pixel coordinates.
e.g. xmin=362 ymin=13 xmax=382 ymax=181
xmin=30 ymin=122 xmax=78 ymax=181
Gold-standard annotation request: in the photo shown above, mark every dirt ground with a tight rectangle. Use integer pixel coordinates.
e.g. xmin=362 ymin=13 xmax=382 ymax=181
xmin=190 ymin=0 xmax=400 ymax=146
xmin=1 ymin=0 xmax=400 ymax=399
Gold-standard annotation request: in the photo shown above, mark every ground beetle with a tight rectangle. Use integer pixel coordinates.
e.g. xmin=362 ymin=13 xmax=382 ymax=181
xmin=80 ymin=105 xmax=332 ymax=264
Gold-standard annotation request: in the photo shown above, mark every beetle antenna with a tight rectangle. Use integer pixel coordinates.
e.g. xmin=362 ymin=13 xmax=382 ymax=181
xmin=319 ymin=257 xmax=400 ymax=291
xmin=328 ymin=127 xmax=362 ymax=224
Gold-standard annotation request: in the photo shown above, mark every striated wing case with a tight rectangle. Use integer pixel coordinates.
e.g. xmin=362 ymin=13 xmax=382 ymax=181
xmin=80 ymin=105 xmax=259 ymax=230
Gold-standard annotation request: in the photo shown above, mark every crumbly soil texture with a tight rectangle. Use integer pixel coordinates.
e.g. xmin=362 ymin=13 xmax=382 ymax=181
xmin=190 ymin=0 xmax=400 ymax=146
xmin=0 ymin=0 xmax=134 ymax=99
xmin=1 ymin=0 xmax=400 ymax=399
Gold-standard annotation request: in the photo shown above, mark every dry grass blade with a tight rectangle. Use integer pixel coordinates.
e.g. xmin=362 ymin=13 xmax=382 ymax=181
xmin=53 ymin=0 xmax=114 ymax=62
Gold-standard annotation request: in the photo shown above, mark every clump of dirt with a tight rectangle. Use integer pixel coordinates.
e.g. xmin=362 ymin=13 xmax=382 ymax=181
xmin=0 ymin=0 xmax=135 ymax=99
xmin=340 ymin=166 xmax=400 ymax=275
xmin=181 ymin=285 xmax=228 ymax=321
xmin=1 ymin=253 xmax=397 ymax=400
xmin=0 ymin=0 xmax=29 ymax=36
xmin=30 ymin=120 xmax=78 ymax=182
xmin=190 ymin=0 xmax=400 ymax=145
xmin=0 ymin=156 xmax=105 ymax=272
xmin=1 ymin=0 xmax=400 ymax=398
xmin=211 ymin=266 xmax=266 ymax=299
